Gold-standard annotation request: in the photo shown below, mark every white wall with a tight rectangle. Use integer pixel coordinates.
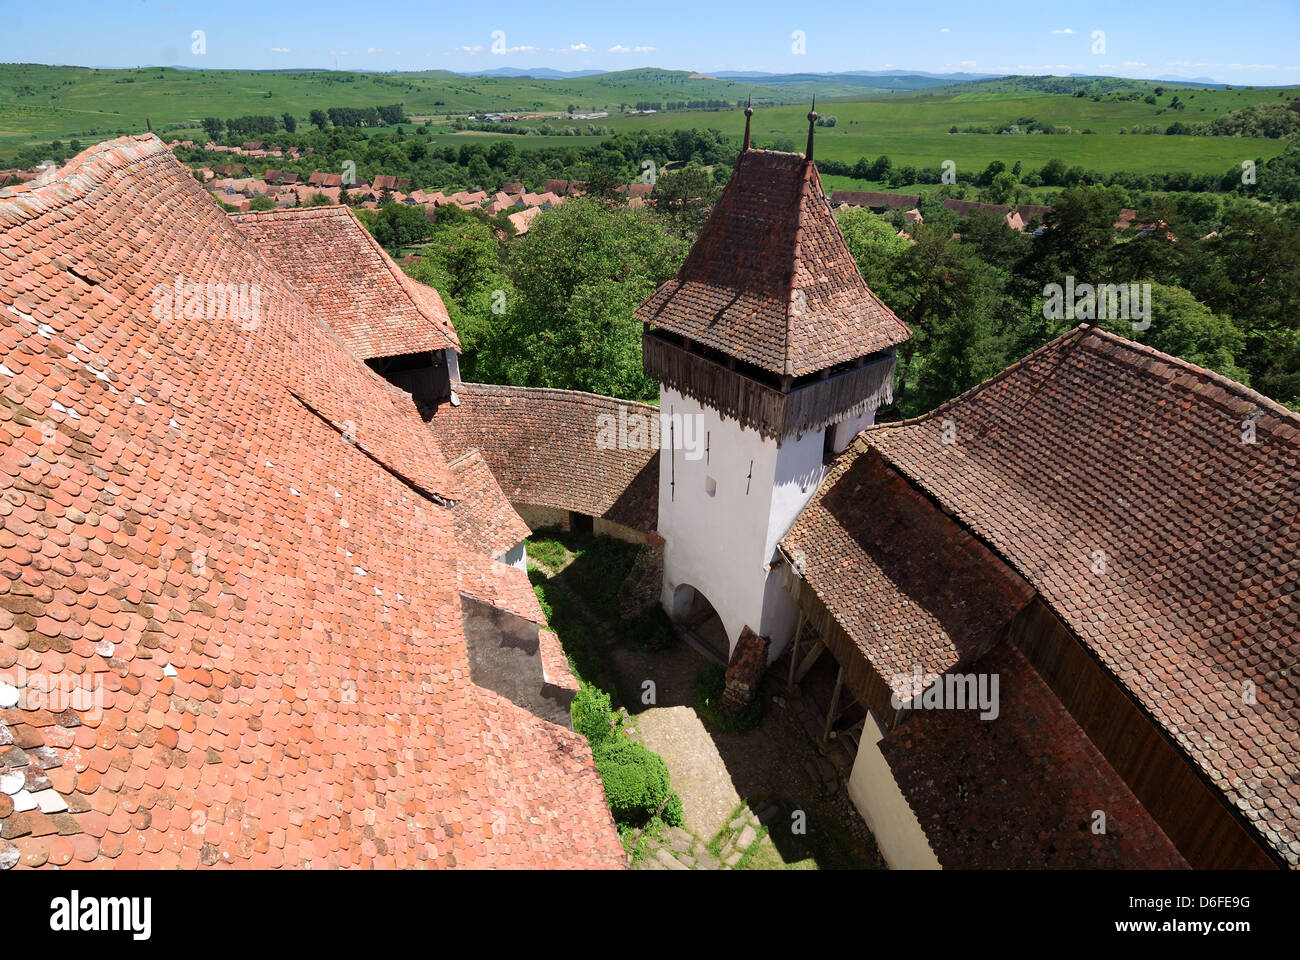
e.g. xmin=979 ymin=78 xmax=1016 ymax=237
xmin=847 ymin=714 xmax=942 ymax=869
xmin=445 ymin=348 xmax=461 ymax=384
xmin=657 ymin=387 xmax=824 ymax=658
xmin=830 ymin=407 xmax=876 ymax=453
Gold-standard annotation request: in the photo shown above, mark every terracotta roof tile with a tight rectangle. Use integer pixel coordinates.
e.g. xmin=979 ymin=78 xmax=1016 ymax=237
xmin=230 ymin=205 xmax=458 ymax=360
xmin=0 ymin=135 xmax=623 ymax=869
xmin=784 ymin=447 xmax=1035 ymax=693
xmin=865 ymin=325 xmax=1300 ymax=867
xmin=432 ymin=383 xmax=659 ymax=531
xmin=447 ymin=449 xmax=531 ymax=558
xmin=636 ymin=150 xmax=910 ymax=377
xmin=879 ymin=642 xmax=1191 ymax=869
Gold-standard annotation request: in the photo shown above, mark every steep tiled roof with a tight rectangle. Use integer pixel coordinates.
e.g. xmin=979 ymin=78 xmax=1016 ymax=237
xmin=447 ymin=449 xmax=531 ymax=558
xmin=879 ymin=642 xmax=1190 ymax=869
xmin=230 ymin=206 xmax=458 ymax=360
xmin=783 ymin=446 xmax=1034 ymax=695
xmin=432 ymin=383 xmax=659 ymax=532
xmin=865 ymin=325 xmax=1300 ymax=867
xmin=636 ymin=150 xmax=910 ymax=377
xmin=0 ymin=136 xmax=622 ymax=869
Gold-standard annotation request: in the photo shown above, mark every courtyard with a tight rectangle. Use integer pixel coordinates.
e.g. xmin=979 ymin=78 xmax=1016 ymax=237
xmin=527 ymin=531 xmax=884 ymax=870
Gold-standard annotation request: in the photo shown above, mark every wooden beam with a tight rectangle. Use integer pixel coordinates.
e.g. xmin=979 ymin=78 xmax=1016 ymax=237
xmin=823 ymin=664 xmax=845 ymax=741
xmin=786 ymin=615 xmax=806 ymax=687
xmin=793 ymin=638 xmax=826 ymax=684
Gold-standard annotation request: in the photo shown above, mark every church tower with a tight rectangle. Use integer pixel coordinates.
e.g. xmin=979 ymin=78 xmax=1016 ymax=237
xmin=636 ymin=105 xmax=911 ymax=661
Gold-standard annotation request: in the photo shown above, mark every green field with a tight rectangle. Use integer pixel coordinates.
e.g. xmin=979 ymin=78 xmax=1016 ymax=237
xmin=0 ymin=63 xmax=850 ymax=154
xmin=1 ymin=64 xmax=1294 ymax=178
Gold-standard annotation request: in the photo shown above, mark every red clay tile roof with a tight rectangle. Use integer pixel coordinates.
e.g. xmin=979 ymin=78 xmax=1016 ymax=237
xmin=432 ymin=383 xmax=659 ymax=532
xmin=636 ymin=150 xmax=910 ymax=377
xmin=457 ymin=551 xmax=547 ymax=626
xmin=865 ymin=324 xmax=1300 ymax=867
xmin=879 ymin=642 xmax=1190 ymax=869
xmin=372 ymin=175 xmax=410 ymax=192
xmin=538 ymin=628 xmax=579 ymax=695
xmin=447 ymin=449 xmax=531 ymax=558
xmin=829 ymin=190 xmax=921 ymax=211
xmin=783 ymin=446 xmax=1035 ymax=695
xmin=0 ymin=135 xmax=622 ymax=869
xmin=230 ymin=205 xmax=458 ymax=360
xmin=942 ymin=199 xmax=1011 ymax=217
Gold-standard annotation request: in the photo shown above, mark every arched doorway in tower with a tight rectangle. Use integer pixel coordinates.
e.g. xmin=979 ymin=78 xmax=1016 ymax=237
xmin=669 ymin=583 xmax=730 ymax=664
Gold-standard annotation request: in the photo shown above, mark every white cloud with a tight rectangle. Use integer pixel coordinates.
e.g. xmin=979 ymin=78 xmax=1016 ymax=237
xmin=270 ymin=47 xmax=291 ymax=53
xmin=1050 ymin=28 xmax=1075 ymax=35
xmin=959 ymin=60 xmax=977 ymax=68
xmin=368 ymin=47 xmax=382 ymax=54
xmin=457 ymin=44 xmax=484 ymax=53
xmin=568 ymin=43 xmax=590 ymax=52
xmin=634 ymin=45 xmax=655 ymax=53
xmin=610 ymin=44 xmax=630 ymax=53
xmin=939 ymin=27 xmax=950 ymax=33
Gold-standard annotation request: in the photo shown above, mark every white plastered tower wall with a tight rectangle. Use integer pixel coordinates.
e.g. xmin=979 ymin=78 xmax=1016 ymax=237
xmin=656 ymin=386 xmax=877 ymax=661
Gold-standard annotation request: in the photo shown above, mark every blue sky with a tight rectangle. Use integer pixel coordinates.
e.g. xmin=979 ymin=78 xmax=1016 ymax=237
xmin=4 ymin=0 xmax=1298 ymax=85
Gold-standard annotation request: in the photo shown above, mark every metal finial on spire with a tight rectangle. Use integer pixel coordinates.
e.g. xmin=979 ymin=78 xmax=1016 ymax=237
xmin=742 ymin=94 xmax=754 ymax=151
xmin=805 ymin=98 xmax=818 ymax=161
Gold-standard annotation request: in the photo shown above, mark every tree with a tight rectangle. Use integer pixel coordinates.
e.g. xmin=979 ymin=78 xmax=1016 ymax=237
xmin=835 ymin=207 xmax=910 ymax=308
xmin=585 ymin=163 xmax=626 ymax=205
xmin=281 ymin=112 xmax=297 ymax=133
xmin=249 ymin=196 xmax=276 ymax=211
xmin=650 ymin=164 xmax=718 ymax=239
xmin=358 ymin=202 xmax=430 ymax=251
xmin=1085 ymin=283 xmax=1248 ymax=384
xmin=201 ymin=117 xmax=224 ymax=141
xmin=475 ymin=199 xmax=687 ymax=399
xmin=309 ymin=109 xmax=328 ymax=131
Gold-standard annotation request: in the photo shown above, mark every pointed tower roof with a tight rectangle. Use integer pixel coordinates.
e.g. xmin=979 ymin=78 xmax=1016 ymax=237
xmin=636 ymin=135 xmax=909 ymax=379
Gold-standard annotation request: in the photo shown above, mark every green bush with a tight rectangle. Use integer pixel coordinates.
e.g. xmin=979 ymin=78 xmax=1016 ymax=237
xmin=571 ymin=683 xmax=615 ymax=745
xmin=661 ymin=791 xmax=684 ymax=827
xmin=593 ymin=738 xmax=671 ymax=825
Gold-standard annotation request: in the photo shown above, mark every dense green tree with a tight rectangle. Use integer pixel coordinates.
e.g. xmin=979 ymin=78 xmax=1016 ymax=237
xmin=475 ymin=199 xmax=687 ymax=399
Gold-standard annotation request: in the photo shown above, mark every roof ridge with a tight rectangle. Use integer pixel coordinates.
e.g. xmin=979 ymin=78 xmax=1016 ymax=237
xmin=455 ymin=380 xmax=660 ymax=412
xmin=780 ymin=161 xmax=816 ymax=378
xmin=0 ymin=134 xmax=165 ymax=218
xmin=866 ymin=325 xmax=1091 ymax=434
xmin=868 ymin=324 xmax=1300 ymax=436
xmin=1084 ymin=325 xmax=1300 ymax=426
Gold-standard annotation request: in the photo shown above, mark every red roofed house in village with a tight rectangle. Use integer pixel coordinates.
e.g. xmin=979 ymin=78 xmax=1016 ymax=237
xmin=0 ymin=136 xmax=623 ymax=870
